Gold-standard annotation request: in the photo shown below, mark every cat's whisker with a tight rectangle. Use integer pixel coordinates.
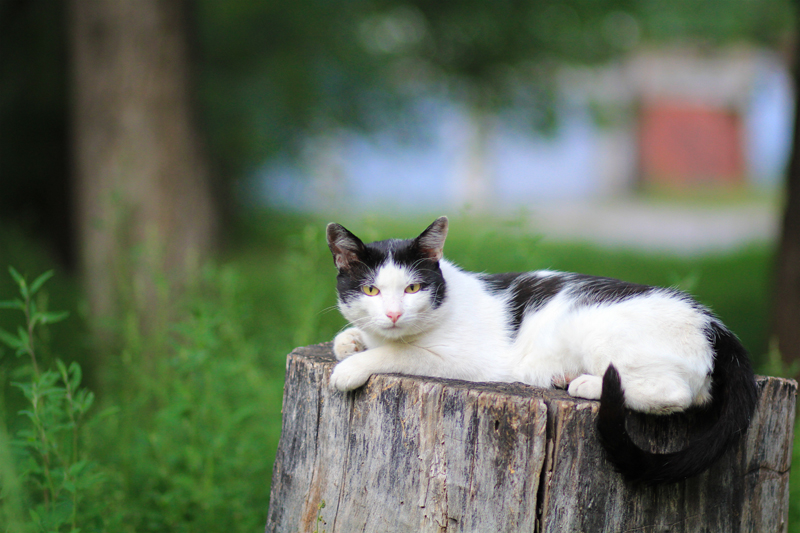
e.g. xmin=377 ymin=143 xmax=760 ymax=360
xmin=348 ymin=317 xmax=373 ymax=329
xmin=318 ymin=305 xmax=340 ymax=316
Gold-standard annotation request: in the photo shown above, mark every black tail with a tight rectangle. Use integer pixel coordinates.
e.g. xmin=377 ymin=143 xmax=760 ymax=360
xmin=596 ymin=322 xmax=758 ymax=485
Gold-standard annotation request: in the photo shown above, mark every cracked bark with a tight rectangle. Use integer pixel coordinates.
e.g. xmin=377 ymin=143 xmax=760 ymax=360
xmin=266 ymin=343 xmax=797 ymax=533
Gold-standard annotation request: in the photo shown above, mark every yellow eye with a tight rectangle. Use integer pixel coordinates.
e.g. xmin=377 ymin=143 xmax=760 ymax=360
xmin=362 ymin=285 xmax=380 ymax=296
xmin=405 ymin=283 xmax=421 ymax=294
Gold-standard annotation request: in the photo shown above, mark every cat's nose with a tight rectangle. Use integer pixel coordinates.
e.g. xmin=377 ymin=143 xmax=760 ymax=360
xmin=386 ymin=311 xmax=403 ymax=324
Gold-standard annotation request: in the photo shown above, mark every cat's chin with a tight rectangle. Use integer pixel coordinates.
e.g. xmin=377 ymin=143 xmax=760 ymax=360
xmin=370 ymin=324 xmax=419 ymax=341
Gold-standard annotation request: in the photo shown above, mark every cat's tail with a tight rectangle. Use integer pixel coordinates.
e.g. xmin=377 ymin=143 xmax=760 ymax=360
xmin=596 ymin=321 xmax=758 ymax=485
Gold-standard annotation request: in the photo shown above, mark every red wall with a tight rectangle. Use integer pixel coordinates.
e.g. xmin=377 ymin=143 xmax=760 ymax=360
xmin=639 ymin=100 xmax=745 ymax=188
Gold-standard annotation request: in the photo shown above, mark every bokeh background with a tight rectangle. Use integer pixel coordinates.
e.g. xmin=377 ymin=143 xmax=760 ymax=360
xmin=2 ymin=0 xmax=800 ymax=530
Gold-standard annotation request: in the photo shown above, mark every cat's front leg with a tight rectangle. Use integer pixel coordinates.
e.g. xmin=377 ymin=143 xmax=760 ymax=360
xmin=333 ymin=327 xmax=367 ymax=361
xmin=329 ymin=344 xmax=439 ymax=392
xmin=329 ymin=351 xmax=377 ymax=391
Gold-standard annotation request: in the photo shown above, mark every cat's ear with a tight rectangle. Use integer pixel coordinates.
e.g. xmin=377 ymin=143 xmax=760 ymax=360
xmin=416 ymin=216 xmax=448 ymax=261
xmin=326 ymin=223 xmax=366 ymax=271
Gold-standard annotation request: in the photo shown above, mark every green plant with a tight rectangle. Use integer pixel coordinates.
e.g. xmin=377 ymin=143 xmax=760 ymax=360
xmin=761 ymin=337 xmax=800 ymax=380
xmin=0 ymin=211 xmax=783 ymax=532
xmin=313 ymin=500 xmax=327 ymax=533
xmin=284 ymin=224 xmax=336 ymax=347
xmin=98 ymin=265 xmax=285 ymax=532
xmin=0 ymin=268 xmax=107 ymax=532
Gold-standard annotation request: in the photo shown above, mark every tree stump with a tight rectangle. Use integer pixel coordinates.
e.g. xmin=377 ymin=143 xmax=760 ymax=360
xmin=266 ymin=343 xmax=797 ymax=533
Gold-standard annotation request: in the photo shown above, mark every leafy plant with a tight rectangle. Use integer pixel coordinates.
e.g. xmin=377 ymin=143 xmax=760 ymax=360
xmin=97 ymin=265 xmax=285 ymax=532
xmin=761 ymin=337 xmax=800 ymax=380
xmin=0 ymin=268 xmax=107 ymax=532
xmin=0 ymin=212 xmax=783 ymax=532
xmin=313 ymin=500 xmax=327 ymax=533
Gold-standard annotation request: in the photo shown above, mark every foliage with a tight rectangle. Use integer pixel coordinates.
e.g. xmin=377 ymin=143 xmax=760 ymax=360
xmin=313 ymin=500 xmax=327 ymax=533
xmin=0 ymin=268 xmax=109 ymax=532
xmin=195 ymin=0 xmax=796 ymax=173
xmin=95 ymin=265 xmax=290 ymax=532
xmin=761 ymin=337 xmax=800 ymax=379
xmin=1 ymin=0 xmax=796 ymax=270
xmin=0 ymin=212 xmax=795 ymax=531
xmin=0 ymin=216 xmax=340 ymax=532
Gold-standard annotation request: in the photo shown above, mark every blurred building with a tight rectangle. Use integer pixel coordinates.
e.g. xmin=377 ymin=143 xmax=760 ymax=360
xmin=255 ymin=45 xmax=793 ymax=213
xmin=630 ymin=47 xmax=791 ymax=190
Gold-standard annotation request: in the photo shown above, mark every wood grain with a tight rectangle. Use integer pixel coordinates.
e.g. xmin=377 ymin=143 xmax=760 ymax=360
xmin=266 ymin=343 xmax=797 ymax=533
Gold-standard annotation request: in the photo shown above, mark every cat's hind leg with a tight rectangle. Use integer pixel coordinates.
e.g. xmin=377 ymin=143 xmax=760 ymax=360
xmin=568 ymin=370 xmax=695 ymax=414
xmin=567 ymin=374 xmax=603 ymax=400
xmin=333 ymin=327 xmax=367 ymax=360
xmin=618 ymin=377 xmax=694 ymax=414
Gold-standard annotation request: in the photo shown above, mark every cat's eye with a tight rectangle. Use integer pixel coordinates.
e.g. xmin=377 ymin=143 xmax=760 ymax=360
xmin=362 ymin=285 xmax=380 ymax=296
xmin=405 ymin=283 xmax=422 ymax=294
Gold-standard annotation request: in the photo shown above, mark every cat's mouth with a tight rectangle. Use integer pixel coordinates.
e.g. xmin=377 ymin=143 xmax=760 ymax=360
xmin=380 ymin=322 xmax=408 ymax=336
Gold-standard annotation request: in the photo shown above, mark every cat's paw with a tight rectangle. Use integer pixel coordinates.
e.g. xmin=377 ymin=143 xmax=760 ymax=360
xmin=329 ymin=356 xmax=374 ymax=392
xmin=333 ymin=328 xmax=367 ymax=360
xmin=567 ymin=374 xmax=603 ymax=400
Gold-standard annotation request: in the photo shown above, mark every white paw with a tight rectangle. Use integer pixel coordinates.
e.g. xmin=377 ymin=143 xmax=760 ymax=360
xmin=333 ymin=328 xmax=367 ymax=361
xmin=329 ymin=355 xmax=374 ymax=392
xmin=567 ymin=374 xmax=603 ymax=400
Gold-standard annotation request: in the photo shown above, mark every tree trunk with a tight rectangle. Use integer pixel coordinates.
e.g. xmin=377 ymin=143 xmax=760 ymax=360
xmin=774 ymin=40 xmax=800 ymax=366
xmin=267 ymin=344 xmax=796 ymax=533
xmin=68 ymin=0 xmax=215 ymax=332
xmin=452 ymin=106 xmax=493 ymax=211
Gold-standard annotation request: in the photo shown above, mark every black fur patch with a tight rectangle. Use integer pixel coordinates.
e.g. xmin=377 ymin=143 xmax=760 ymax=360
xmin=567 ymin=274 xmax=656 ymax=307
xmin=335 ymin=237 xmax=447 ymax=308
xmin=482 ymin=272 xmax=567 ymax=332
xmin=482 ymin=271 xmax=661 ymax=334
xmin=334 ymin=250 xmax=386 ymax=305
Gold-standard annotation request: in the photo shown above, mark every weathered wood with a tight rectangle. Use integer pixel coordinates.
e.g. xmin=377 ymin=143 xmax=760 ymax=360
xmin=266 ymin=343 xmax=797 ymax=533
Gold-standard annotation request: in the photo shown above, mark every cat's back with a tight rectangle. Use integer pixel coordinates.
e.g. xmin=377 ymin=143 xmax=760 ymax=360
xmin=477 ymin=269 xmax=698 ymax=327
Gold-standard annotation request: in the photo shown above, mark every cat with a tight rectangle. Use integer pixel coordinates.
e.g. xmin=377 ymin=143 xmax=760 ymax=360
xmin=326 ymin=216 xmax=757 ymax=484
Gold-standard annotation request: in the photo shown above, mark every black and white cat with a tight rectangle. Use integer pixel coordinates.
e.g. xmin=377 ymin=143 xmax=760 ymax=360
xmin=326 ymin=216 xmax=757 ymax=484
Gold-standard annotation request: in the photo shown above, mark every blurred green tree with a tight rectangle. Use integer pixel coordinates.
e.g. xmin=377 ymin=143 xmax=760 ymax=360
xmin=195 ymin=0 xmax=795 ymax=174
xmin=0 ymin=0 xmax=795 ymax=345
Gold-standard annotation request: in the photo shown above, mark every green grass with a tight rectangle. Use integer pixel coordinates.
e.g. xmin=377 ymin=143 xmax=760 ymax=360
xmin=0 ymin=210 xmax=792 ymax=531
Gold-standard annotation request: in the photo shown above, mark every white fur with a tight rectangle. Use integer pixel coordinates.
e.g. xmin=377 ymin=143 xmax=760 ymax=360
xmin=331 ymin=260 xmax=716 ymax=414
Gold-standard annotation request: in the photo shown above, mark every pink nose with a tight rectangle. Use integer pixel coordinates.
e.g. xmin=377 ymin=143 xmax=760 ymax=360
xmin=386 ymin=311 xmax=402 ymax=324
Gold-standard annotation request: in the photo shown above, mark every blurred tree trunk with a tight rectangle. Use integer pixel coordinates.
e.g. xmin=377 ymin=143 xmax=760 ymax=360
xmin=453 ymin=106 xmax=493 ymax=211
xmin=773 ymin=44 xmax=800 ymax=367
xmin=68 ymin=0 xmax=216 ymax=336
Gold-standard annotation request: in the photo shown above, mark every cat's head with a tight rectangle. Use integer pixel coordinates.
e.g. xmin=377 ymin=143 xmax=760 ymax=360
xmin=326 ymin=217 xmax=449 ymax=340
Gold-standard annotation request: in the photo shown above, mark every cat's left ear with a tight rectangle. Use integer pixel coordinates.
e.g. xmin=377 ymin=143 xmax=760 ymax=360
xmin=327 ymin=223 xmax=367 ymax=271
xmin=416 ymin=216 xmax=448 ymax=261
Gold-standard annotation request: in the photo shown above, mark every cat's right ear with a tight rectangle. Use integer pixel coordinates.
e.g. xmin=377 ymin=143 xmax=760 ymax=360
xmin=326 ymin=223 xmax=366 ymax=271
xmin=416 ymin=216 xmax=449 ymax=261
